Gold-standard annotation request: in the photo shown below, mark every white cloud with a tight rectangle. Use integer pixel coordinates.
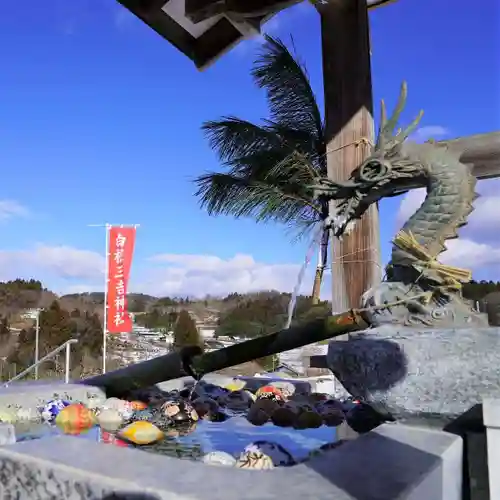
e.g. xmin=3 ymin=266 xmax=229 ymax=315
xmin=0 ymin=244 xmax=322 ymax=299
xmin=396 ymin=188 xmax=426 ymax=227
xmin=410 ymin=125 xmax=450 ymax=143
xmin=0 ymin=245 xmax=104 ymax=282
xmin=397 ymin=187 xmax=500 ymax=234
xmin=142 ymin=253 xmax=315 ymax=298
xmin=29 ymin=245 xmax=105 ymax=280
xmin=466 ymin=194 xmax=500 ymax=233
xmin=441 ymin=239 xmax=500 ymax=269
xmin=0 ymin=200 xmax=30 ymax=220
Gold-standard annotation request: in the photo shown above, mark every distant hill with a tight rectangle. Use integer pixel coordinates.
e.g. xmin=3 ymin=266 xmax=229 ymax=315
xmin=60 ymin=292 xmax=159 ymax=314
xmin=3 ymin=277 xmax=497 ymax=328
xmin=0 ymin=279 xmax=58 ymax=320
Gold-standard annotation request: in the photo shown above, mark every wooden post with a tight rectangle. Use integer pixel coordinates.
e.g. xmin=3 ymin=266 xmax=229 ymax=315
xmin=318 ymin=0 xmax=381 ymax=312
xmin=318 ymin=0 xmax=379 ymax=441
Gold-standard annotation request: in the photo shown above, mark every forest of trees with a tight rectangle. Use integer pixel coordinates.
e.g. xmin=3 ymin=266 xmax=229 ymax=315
xmin=215 ymin=292 xmax=331 ymax=338
xmin=135 ymin=309 xmax=179 ymax=331
xmin=0 ymin=277 xmax=498 ymax=381
xmin=214 ymin=282 xmax=500 ymax=338
xmin=462 ymin=280 xmax=500 ymax=302
xmin=0 ymin=279 xmax=48 ymax=316
xmin=4 ymin=300 xmax=104 ymax=379
xmin=0 ymin=277 xmax=107 ymax=380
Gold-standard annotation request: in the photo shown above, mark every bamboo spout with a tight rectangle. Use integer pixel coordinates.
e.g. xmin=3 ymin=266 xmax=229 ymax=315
xmin=81 ymin=309 xmax=369 ymax=397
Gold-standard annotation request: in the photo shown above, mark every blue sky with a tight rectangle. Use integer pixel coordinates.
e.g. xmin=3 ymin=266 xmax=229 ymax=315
xmin=0 ymin=0 xmax=498 ymax=298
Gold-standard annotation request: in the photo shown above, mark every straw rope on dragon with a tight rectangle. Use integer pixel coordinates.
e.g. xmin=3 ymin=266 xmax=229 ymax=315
xmin=312 ymin=82 xmax=488 ymax=328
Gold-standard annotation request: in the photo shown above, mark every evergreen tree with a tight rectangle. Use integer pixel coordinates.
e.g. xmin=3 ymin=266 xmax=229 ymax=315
xmin=70 ymin=308 xmax=81 ymax=318
xmin=39 ymin=301 xmax=74 ymax=353
xmin=6 ymin=327 xmax=35 ymax=372
xmin=167 ymin=311 xmax=179 ymax=330
xmin=173 ymin=310 xmax=203 ymax=351
xmin=0 ymin=316 xmax=10 ymax=344
xmin=78 ymin=312 xmax=103 ymax=356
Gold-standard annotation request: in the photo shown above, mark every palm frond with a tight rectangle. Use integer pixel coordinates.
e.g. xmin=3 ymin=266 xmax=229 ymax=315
xmin=265 ymin=151 xmax=319 ymax=187
xmin=223 ymin=148 xmax=295 ymax=179
xmin=265 ymin=120 xmax=326 ymax=173
xmin=194 ymin=172 xmax=321 ymax=224
xmin=202 ymin=117 xmax=280 ymax=162
xmin=252 ymin=35 xmax=324 ymax=140
xmin=202 ymin=116 xmax=325 ymax=175
xmin=194 ymin=34 xmax=327 ymax=240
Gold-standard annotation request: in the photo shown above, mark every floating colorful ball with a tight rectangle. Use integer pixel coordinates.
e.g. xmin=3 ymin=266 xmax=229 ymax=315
xmin=40 ymin=399 xmax=71 ymax=424
xmin=55 ymin=403 xmax=95 ymax=435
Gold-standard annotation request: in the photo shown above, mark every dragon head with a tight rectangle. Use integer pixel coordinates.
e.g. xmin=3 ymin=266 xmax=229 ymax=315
xmin=313 ymin=82 xmax=425 ymax=238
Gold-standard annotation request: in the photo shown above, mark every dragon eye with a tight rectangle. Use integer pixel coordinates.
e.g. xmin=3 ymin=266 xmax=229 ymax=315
xmin=358 ymin=160 xmax=391 ymax=183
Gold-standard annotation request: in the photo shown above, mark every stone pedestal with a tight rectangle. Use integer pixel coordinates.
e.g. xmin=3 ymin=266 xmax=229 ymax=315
xmin=326 ymin=326 xmax=500 ymax=422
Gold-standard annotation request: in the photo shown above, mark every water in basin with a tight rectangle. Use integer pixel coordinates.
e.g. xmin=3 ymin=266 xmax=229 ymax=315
xmin=10 ymin=377 xmax=352 ymax=467
xmin=14 ymin=417 xmax=337 ymax=463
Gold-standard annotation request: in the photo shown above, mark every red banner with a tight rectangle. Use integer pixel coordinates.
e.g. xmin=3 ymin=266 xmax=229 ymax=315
xmin=106 ymin=226 xmax=136 ymax=333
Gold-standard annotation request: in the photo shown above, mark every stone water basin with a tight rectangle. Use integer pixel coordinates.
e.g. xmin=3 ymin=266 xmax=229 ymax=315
xmin=9 ymin=377 xmax=348 ymax=469
xmin=14 ymin=417 xmax=338 ymax=465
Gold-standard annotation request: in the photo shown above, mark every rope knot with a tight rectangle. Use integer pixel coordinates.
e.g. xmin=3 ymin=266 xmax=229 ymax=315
xmin=392 ymin=230 xmax=472 ymax=288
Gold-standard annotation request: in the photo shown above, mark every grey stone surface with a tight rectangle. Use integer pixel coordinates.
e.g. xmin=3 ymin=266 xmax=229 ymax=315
xmin=0 ymin=423 xmax=15 ymax=446
xmin=0 ymin=423 xmax=462 ymax=500
xmin=327 ymin=326 xmax=500 ymax=420
xmin=0 ymin=382 xmax=106 ymax=421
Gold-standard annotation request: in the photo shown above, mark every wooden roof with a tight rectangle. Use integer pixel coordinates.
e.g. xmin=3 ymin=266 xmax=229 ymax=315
xmin=116 ymin=0 xmax=397 ymax=70
xmin=117 ymin=0 xmax=273 ymax=70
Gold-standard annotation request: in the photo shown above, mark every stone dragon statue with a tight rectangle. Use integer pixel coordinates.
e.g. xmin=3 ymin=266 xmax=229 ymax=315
xmin=312 ymin=83 xmax=488 ymax=328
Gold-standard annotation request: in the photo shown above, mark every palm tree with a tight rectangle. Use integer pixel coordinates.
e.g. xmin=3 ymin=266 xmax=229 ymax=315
xmin=194 ymin=35 xmax=328 ymax=303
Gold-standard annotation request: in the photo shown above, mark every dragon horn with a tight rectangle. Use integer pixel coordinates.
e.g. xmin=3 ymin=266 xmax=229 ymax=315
xmin=376 ymin=99 xmax=387 ymax=148
xmin=381 ymin=81 xmax=408 ymax=139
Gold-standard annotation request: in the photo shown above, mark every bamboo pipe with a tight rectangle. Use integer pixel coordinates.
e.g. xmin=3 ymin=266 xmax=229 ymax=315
xmin=81 ymin=309 xmax=369 ymax=397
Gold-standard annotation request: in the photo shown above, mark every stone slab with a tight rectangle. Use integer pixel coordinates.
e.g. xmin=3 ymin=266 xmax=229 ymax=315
xmin=0 ymin=423 xmax=462 ymax=500
xmin=326 ymin=326 xmax=500 ymax=420
xmin=0 ymin=423 xmax=15 ymax=446
xmin=0 ymin=382 xmax=106 ymax=421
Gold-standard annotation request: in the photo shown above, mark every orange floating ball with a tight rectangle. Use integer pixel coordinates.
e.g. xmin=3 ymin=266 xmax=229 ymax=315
xmin=255 ymin=385 xmax=285 ymax=402
xmin=129 ymin=400 xmax=148 ymax=411
xmin=55 ymin=403 xmax=95 ymax=435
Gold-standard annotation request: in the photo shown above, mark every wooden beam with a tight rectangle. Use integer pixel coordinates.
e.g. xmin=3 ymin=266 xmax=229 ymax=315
xmin=438 ymin=132 xmax=500 ymax=180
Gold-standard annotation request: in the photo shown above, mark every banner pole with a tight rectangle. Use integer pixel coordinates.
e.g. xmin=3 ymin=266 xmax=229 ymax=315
xmin=88 ymin=222 xmax=140 ymax=375
xmin=103 ymin=223 xmax=111 ymax=374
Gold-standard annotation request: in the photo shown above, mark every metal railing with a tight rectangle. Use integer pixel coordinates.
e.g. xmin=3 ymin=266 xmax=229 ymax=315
xmin=4 ymin=339 xmax=78 ymax=387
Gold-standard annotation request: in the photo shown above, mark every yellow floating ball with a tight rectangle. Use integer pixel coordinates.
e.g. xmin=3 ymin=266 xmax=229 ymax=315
xmin=224 ymin=379 xmax=246 ymax=392
xmin=118 ymin=421 xmax=164 ymax=445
